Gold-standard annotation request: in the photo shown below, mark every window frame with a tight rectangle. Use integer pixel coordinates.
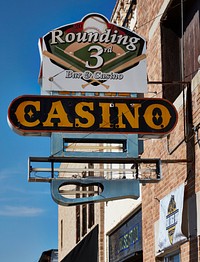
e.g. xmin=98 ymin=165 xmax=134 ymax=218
xmin=164 ymin=251 xmax=180 ymax=262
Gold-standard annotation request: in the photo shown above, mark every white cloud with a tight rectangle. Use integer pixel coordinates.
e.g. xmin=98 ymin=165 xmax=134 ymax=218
xmin=0 ymin=205 xmax=45 ymax=217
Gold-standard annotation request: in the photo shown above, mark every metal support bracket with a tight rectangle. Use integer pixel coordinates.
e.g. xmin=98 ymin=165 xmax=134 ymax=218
xmin=28 ymin=156 xmax=161 ymax=205
xmin=28 ymin=156 xmax=161 ymax=181
xmin=51 ymin=178 xmax=140 ymax=206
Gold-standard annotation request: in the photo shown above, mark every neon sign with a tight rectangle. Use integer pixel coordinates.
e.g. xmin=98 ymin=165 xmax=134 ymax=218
xmin=8 ymin=95 xmax=178 ymax=137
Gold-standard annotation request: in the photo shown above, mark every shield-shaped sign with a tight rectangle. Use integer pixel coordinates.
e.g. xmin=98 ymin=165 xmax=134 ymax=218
xmin=39 ymin=13 xmax=147 ymax=93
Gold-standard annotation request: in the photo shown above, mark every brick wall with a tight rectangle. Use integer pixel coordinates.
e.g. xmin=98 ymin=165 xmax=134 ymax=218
xmin=58 ymin=160 xmax=105 ymax=262
xmin=57 ymin=1 xmax=200 ymax=261
xmin=58 ymin=198 xmax=105 ymax=262
xmin=135 ymin=0 xmax=200 ymax=261
xmin=141 ymin=62 xmax=200 ymax=262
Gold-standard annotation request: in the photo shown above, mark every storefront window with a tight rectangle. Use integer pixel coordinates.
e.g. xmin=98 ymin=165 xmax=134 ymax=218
xmin=109 ymin=209 xmax=142 ymax=262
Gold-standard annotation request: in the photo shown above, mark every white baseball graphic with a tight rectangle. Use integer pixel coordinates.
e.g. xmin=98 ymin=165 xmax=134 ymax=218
xmin=83 ymin=16 xmax=107 ymax=34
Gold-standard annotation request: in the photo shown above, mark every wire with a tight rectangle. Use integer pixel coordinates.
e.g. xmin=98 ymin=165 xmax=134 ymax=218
xmin=134 ymin=0 xmax=189 ymax=31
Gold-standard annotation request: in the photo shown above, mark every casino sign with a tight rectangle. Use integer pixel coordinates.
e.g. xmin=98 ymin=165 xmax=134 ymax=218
xmin=8 ymin=95 xmax=178 ymax=138
xmin=39 ymin=13 xmax=147 ymax=93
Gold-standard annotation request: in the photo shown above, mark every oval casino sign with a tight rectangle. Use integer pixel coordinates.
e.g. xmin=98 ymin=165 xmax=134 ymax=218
xmin=8 ymin=95 xmax=177 ymax=138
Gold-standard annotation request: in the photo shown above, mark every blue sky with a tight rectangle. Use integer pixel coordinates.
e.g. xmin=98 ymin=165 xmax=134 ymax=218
xmin=0 ymin=1 xmax=116 ymax=261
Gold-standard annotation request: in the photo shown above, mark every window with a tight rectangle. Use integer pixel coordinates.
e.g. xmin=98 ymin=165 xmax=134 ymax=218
xmin=164 ymin=252 xmax=180 ymax=262
xmin=161 ymin=0 xmax=200 ymax=102
xmin=161 ymin=0 xmax=183 ymax=103
xmin=75 ymin=164 xmax=96 ymax=241
xmin=81 ymin=170 xmax=87 ymax=236
xmin=88 ymin=163 xmax=95 ymax=228
xmin=82 ymin=203 xmax=87 ymax=236
xmin=88 ymin=202 xmax=95 ymax=228
xmin=61 ymin=219 xmax=63 ymax=249
xmin=76 ymin=186 xmax=81 ymax=243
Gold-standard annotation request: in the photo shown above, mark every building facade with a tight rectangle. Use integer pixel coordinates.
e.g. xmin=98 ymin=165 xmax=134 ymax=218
xmin=133 ymin=0 xmax=200 ymax=261
xmin=58 ymin=0 xmax=200 ymax=261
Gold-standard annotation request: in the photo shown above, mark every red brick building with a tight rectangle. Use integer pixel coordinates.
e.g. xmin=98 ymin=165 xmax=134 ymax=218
xmin=117 ymin=0 xmax=200 ymax=261
xmin=57 ymin=1 xmax=200 ymax=261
